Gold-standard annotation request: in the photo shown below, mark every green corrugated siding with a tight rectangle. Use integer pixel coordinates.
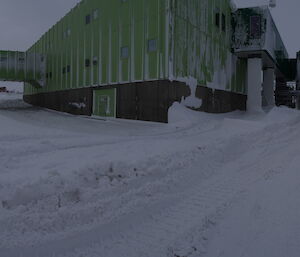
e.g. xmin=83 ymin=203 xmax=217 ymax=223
xmin=0 ymin=50 xmax=45 ymax=87
xmin=24 ymin=0 xmax=169 ymax=96
xmin=170 ymin=0 xmax=247 ymax=94
xmin=24 ymin=0 xmax=247 ymax=96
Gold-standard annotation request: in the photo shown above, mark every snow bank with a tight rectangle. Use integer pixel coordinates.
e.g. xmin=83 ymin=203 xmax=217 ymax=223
xmin=265 ymin=106 xmax=300 ymax=124
xmin=168 ymin=102 xmax=199 ymax=126
xmin=172 ymin=76 xmax=203 ymax=109
xmin=221 ymin=117 xmax=265 ymax=134
xmin=0 ymin=92 xmax=29 ymax=110
xmin=181 ymin=76 xmax=203 ymax=109
xmin=1 ymin=93 xmax=300 ymax=257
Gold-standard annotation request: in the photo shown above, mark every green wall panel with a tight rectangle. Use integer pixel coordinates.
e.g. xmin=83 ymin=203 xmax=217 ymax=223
xmin=169 ymin=0 xmax=247 ymax=94
xmin=24 ymin=0 xmax=169 ymax=96
xmin=93 ymin=88 xmax=116 ymax=117
xmin=23 ymin=0 xmax=248 ymax=96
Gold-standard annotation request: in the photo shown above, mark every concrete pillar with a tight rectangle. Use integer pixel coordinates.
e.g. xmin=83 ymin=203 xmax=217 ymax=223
xmin=262 ymin=68 xmax=275 ymax=107
xmin=296 ymin=52 xmax=300 ymax=110
xmin=247 ymin=58 xmax=263 ymax=112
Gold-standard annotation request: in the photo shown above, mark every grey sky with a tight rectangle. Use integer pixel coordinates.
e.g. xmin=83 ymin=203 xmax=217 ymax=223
xmin=0 ymin=0 xmax=79 ymax=51
xmin=0 ymin=0 xmax=298 ymax=57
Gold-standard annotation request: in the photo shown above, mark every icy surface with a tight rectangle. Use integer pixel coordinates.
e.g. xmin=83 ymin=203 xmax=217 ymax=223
xmin=1 ymin=93 xmax=300 ymax=257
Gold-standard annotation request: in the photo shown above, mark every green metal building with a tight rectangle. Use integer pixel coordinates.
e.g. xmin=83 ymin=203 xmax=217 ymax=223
xmin=0 ymin=0 xmax=293 ymax=122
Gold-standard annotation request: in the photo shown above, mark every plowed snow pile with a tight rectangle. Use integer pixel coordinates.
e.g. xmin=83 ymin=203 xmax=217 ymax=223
xmin=1 ymin=92 xmax=300 ymax=257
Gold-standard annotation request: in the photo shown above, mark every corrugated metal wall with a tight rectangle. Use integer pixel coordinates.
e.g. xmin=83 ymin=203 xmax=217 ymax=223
xmin=24 ymin=0 xmax=169 ymax=96
xmin=0 ymin=51 xmax=45 ymax=85
xmin=24 ymin=0 xmax=248 ymax=97
xmin=170 ymin=0 xmax=247 ymax=94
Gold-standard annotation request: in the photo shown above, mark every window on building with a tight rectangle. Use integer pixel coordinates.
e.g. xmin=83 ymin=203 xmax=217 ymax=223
xmin=215 ymin=11 xmax=220 ymax=28
xmin=148 ymin=39 xmax=157 ymax=52
xmin=222 ymin=13 xmax=226 ymax=32
xmin=121 ymin=46 xmax=129 ymax=59
xmin=49 ymin=72 xmax=52 ymax=79
xmin=93 ymin=56 xmax=98 ymax=65
xmin=85 ymin=14 xmax=91 ymax=25
xmin=85 ymin=59 xmax=90 ymax=67
xmin=67 ymin=65 xmax=71 ymax=73
xmin=63 ymin=28 xmax=71 ymax=39
xmin=250 ymin=15 xmax=261 ymax=39
xmin=0 ymin=56 xmax=7 ymax=62
xmin=62 ymin=67 xmax=66 ymax=74
xmin=93 ymin=9 xmax=99 ymax=20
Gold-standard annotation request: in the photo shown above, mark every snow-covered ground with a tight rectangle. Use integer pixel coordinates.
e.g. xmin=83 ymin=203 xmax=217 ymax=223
xmin=1 ymin=92 xmax=300 ymax=257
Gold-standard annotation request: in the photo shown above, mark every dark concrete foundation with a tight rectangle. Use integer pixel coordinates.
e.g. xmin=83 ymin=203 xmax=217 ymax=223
xmin=24 ymin=80 xmax=247 ymax=123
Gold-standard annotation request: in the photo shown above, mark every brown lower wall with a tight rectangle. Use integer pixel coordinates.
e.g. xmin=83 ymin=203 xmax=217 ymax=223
xmin=23 ymin=87 xmax=93 ymax=116
xmin=24 ymin=80 xmax=247 ymax=123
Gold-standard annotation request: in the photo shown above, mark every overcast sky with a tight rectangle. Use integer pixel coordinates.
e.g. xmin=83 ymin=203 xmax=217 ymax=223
xmin=0 ymin=0 xmax=79 ymax=51
xmin=0 ymin=0 xmax=298 ymax=57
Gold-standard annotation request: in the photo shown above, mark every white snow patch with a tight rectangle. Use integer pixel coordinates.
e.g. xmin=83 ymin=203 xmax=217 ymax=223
xmin=168 ymin=101 xmax=199 ymax=126
xmin=207 ymin=58 xmax=228 ymax=91
xmin=1 ymin=93 xmax=300 ymax=257
xmin=69 ymin=102 xmax=86 ymax=109
xmin=172 ymin=76 xmax=202 ymax=108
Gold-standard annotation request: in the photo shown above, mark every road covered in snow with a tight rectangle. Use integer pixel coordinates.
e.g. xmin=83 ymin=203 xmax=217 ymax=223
xmin=1 ymin=92 xmax=300 ymax=257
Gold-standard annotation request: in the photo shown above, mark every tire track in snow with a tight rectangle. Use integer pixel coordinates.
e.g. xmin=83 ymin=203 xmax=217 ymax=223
xmin=1 ymin=138 xmax=271 ymax=257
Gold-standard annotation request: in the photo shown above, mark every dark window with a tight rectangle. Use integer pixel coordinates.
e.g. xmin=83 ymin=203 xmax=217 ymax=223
xmin=148 ymin=39 xmax=157 ymax=52
xmin=85 ymin=14 xmax=91 ymax=25
xmin=222 ymin=13 xmax=226 ymax=32
xmin=85 ymin=59 xmax=90 ymax=67
xmin=49 ymin=72 xmax=52 ymax=79
xmin=93 ymin=56 xmax=98 ymax=66
xmin=67 ymin=65 xmax=71 ymax=73
xmin=215 ymin=12 xmax=220 ymax=28
xmin=121 ymin=46 xmax=129 ymax=59
xmin=250 ymin=15 xmax=261 ymax=39
xmin=46 ymin=73 xmax=48 ymax=79
xmin=0 ymin=57 xmax=7 ymax=62
xmin=62 ymin=67 xmax=66 ymax=74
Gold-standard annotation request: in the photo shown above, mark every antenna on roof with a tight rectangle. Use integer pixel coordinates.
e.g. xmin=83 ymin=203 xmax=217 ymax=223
xmin=269 ymin=0 xmax=276 ymax=8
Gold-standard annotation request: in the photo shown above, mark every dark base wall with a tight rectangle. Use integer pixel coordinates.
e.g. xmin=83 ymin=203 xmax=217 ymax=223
xmin=24 ymin=87 xmax=93 ymax=116
xmin=24 ymin=80 xmax=246 ymax=123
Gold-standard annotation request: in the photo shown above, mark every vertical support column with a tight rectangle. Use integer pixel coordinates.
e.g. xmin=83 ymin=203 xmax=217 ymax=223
xmin=262 ymin=68 xmax=275 ymax=107
xmin=247 ymin=58 xmax=262 ymax=112
xmin=296 ymin=52 xmax=300 ymax=109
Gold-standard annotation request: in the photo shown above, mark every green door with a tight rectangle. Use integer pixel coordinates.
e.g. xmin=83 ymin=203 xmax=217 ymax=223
xmin=93 ymin=88 xmax=116 ymax=117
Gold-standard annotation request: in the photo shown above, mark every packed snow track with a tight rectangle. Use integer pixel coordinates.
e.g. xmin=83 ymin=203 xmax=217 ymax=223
xmin=1 ymin=93 xmax=300 ymax=257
